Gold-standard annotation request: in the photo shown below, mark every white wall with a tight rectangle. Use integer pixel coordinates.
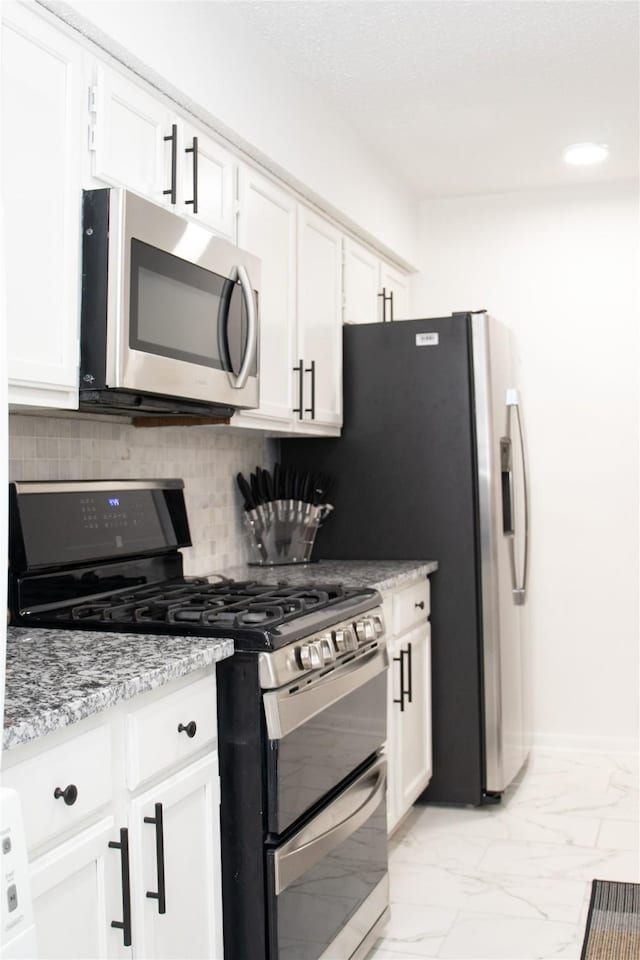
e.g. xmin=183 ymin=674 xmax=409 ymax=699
xmin=54 ymin=0 xmax=418 ymax=264
xmin=412 ymin=180 xmax=639 ymax=753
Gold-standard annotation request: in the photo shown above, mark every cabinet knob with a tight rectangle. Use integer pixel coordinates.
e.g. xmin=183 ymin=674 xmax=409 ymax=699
xmin=53 ymin=783 xmax=78 ymax=806
xmin=178 ymin=720 xmax=197 ymax=738
xmin=415 ymin=600 xmax=425 ymax=610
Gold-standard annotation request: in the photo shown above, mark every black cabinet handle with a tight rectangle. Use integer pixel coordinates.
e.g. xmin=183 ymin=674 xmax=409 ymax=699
xmin=292 ymin=359 xmax=304 ymax=419
xmin=404 ymin=642 xmax=413 ymax=704
xmin=53 ymin=784 xmax=78 ymax=806
xmin=393 ymin=651 xmax=405 ymax=712
xmin=378 ymin=287 xmax=393 ymax=323
xmin=185 ymin=136 xmax=198 ymax=213
xmin=178 ymin=720 xmax=197 ymax=738
xmin=415 ymin=600 xmax=425 ymax=610
xmin=144 ymin=802 xmax=167 ymax=914
xmin=304 ymin=359 xmax=316 ymax=419
xmin=163 ymin=124 xmax=177 ymax=204
xmin=109 ymin=828 xmax=132 ymax=947
xmin=378 ymin=287 xmax=387 ymax=323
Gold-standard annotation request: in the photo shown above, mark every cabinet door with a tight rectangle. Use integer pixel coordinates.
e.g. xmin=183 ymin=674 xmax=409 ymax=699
xmin=396 ymin=624 xmax=432 ymax=814
xmin=29 ymin=817 xmax=127 ymax=960
xmin=235 ymin=166 xmax=297 ymax=429
xmin=343 ymin=237 xmax=381 ymax=325
xmin=181 ymin=122 xmax=235 ymax=239
xmin=386 ymin=634 xmax=404 ymax=835
xmin=380 ymin=261 xmax=411 ymax=322
xmin=128 ymin=755 xmax=222 ymax=960
xmin=2 ymin=2 xmax=83 ymax=408
xmin=296 ymin=205 xmax=343 ymax=432
xmin=91 ymin=65 xmax=173 ymax=205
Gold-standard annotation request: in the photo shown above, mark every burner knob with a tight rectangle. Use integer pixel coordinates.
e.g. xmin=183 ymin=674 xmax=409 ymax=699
xmin=334 ymin=628 xmax=355 ymax=653
xmin=319 ymin=636 xmax=335 ymax=664
xmin=355 ymin=619 xmax=376 ymax=642
xmin=373 ymin=615 xmax=384 ymax=637
xmin=298 ymin=642 xmax=322 ymax=670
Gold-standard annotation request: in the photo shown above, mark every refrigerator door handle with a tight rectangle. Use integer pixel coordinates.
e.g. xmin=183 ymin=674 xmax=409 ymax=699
xmin=506 ymin=390 xmax=529 ymax=605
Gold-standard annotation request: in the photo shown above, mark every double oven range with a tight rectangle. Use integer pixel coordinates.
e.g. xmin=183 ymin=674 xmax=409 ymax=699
xmin=8 ymin=479 xmax=390 ymax=960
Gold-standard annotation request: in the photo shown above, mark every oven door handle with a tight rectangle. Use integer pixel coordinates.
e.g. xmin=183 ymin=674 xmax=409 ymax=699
xmin=272 ymin=757 xmax=386 ymax=896
xmin=228 ymin=264 xmax=258 ymax=390
xmin=263 ymin=645 xmax=389 ymax=740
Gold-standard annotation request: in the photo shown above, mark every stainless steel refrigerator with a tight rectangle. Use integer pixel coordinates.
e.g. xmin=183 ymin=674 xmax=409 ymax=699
xmin=281 ymin=311 xmax=530 ymax=805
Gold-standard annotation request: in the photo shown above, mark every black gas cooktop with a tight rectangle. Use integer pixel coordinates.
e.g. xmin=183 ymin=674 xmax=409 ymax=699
xmin=8 ymin=479 xmax=379 ymax=652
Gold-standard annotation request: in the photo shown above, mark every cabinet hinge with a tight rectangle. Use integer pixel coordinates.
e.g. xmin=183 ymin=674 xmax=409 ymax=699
xmin=88 ymin=124 xmax=97 ymax=152
xmin=88 ymin=85 xmax=98 ymax=113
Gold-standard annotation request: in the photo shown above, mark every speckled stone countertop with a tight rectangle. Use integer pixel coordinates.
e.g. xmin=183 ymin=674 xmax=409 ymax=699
xmin=217 ymin=559 xmax=438 ymax=593
xmin=4 ymin=628 xmax=233 ymax=752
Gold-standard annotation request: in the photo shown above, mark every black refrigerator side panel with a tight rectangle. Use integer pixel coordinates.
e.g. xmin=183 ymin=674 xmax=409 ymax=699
xmin=281 ymin=316 xmax=485 ymax=805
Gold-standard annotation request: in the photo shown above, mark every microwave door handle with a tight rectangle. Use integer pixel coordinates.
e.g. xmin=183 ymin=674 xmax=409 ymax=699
xmin=228 ymin=264 xmax=257 ymax=390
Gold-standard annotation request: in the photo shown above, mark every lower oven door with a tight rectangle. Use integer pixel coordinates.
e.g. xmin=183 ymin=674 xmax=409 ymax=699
xmin=266 ymin=755 xmax=388 ymax=960
xmin=263 ymin=645 xmax=388 ymax=835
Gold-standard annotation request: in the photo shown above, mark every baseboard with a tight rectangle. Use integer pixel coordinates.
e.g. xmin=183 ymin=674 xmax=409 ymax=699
xmin=528 ymin=731 xmax=639 ymax=757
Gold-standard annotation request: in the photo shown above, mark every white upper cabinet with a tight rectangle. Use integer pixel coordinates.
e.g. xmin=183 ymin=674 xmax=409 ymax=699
xmin=343 ymin=237 xmax=383 ymax=325
xmin=90 ymin=65 xmax=173 ymax=205
xmin=2 ymin=2 xmax=84 ymax=408
xmin=296 ymin=206 xmax=343 ymax=432
xmin=344 ymin=236 xmax=411 ymax=325
xmin=89 ymin=66 xmax=235 ymax=239
xmin=234 ymin=172 xmax=342 ymax=436
xmin=235 ymin=166 xmax=297 ymax=428
xmin=180 ymin=121 xmax=235 ymax=239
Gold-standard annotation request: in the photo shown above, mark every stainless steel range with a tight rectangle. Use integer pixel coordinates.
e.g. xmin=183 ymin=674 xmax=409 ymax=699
xmin=8 ymin=479 xmax=390 ymax=960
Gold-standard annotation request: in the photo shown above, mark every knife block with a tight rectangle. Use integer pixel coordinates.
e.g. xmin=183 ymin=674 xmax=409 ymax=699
xmin=243 ymin=500 xmax=333 ymax=565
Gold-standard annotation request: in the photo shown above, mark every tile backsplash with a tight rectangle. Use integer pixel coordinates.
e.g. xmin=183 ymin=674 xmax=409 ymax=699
xmin=9 ymin=414 xmax=275 ymax=574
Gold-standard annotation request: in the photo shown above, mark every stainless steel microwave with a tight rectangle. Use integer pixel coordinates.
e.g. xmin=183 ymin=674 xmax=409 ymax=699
xmin=80 ymin=188 xmax=260 ymax=418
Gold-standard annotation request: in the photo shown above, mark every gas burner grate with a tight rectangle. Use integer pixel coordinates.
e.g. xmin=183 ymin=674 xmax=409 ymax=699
xmin=63 ymin=579 xmax=360 ymax=632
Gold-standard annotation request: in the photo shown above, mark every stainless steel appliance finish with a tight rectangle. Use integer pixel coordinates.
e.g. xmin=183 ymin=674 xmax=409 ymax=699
xmin=8 ymin=479 xmax=389 ymax=960
xmin=471 ymin=314 xmax=529 ymax=794
xmin=80 ymin=188 xmax=260 ymax=414
xmin=281 ymin=310 xmax=530 ymax=806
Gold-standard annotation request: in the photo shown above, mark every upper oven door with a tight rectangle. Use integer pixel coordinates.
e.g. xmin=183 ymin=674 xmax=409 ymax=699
xmin=262 ymin=644 xmax=388 ymax=836
xmin=105 ymin=189 xmax=260 ymax=408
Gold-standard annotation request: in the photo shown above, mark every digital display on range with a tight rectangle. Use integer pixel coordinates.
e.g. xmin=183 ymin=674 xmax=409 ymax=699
xmin=17 ymin=488 xmax=178 ymax=568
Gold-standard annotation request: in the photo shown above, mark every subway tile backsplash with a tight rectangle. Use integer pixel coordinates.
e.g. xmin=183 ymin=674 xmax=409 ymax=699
xmin=9 ymin=414 xmax=275 ymax=575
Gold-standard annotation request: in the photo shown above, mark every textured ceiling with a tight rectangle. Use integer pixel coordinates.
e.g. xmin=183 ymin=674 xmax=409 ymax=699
xmin=229 ymin=0 xmax=639 ymax=198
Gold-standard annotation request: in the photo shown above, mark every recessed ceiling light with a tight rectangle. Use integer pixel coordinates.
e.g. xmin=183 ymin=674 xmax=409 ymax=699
xmin=563 ymin=142 xmax=609 ymax=166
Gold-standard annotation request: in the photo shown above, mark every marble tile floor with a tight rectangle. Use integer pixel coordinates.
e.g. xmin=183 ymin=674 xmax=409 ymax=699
xmin=367 ymin=751 xmax=639 ymax=959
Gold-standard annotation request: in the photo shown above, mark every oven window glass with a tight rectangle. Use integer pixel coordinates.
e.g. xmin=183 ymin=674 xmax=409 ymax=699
xmin=129 ymin=239 xmax=256 ymax=375
xmin=266 ymin=669 xmax=386 ymax=836
xmin=268 ymin=783 xmax=387 ymax=960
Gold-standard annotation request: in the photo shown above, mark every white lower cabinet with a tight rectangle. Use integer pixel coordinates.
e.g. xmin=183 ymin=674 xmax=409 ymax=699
xmin=30 ymin=818 xmax=125 ymax=960
xmin=385 ymin=578 xmax=433 ymax=834
xmin=128 ymin=757 xmax=222 ymax=960
xmin=2 ymin=669 xmax=223 ymax=960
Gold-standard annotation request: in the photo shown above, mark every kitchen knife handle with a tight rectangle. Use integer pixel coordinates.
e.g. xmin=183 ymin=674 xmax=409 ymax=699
xmin=163 ymin=124 xmax=177 ymax=204
xmin=292 ymin=360 xmax=304 ymax=418
xmin=304 ymin=359 xmax=316 ymax=419
xmin=393 ymin=652 xmax=405 ymax=712
xmin=185 ymin=135 xmax=198 ymax=213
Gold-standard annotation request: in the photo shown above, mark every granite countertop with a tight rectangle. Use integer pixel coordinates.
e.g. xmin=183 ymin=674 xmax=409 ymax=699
xmin=3 ymin=627 xmax=233 ymax=752
xmin=217 ymin=559 xmax=438 ymax=593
